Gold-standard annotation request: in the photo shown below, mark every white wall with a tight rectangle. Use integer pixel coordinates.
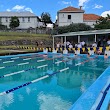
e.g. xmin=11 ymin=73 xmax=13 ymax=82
xmin=1 ymin=17 xmax=39 ymax=29
xmin=58 ymin=12 xmax=83 ymax=26
xmin=83 ymin=20 xmax=96 ymax=28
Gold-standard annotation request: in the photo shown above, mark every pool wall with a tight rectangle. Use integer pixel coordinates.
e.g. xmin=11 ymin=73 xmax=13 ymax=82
xmin=70 ymin=66 xmax=110 ymax=110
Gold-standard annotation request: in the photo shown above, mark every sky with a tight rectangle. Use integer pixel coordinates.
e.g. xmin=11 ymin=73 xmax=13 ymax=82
xmin=0 ymin=0 xmax=109 ymax=22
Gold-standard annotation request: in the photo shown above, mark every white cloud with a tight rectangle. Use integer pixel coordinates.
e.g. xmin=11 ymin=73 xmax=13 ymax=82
xmin=12 ymin=5 xmax=25 ymax=11
xmin=101 ymin=11 xmax=110 ymax=17
xmin=94 ymin=4 xmax=103 ymax=9
xmin=78 ymin=0 xmax=89 ymax=6
xmin=58 ymin=1 xmax=72 ymax=6
xmin=6 ymin=9 xmax=11 ymax=12
xmin=25 ymin=8 xmax=33 ymax=13
xmin=6 ymin=5 xmax=33 ymax=13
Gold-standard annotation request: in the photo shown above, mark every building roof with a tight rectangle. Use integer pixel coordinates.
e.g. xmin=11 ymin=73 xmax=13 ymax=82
xmin=83 ymin=14 xmax=100 ymax=21
xmin=58 ymin=6 xmax=84 ymax=13
xmin=0 ymin=12 xmax=36 ymax=17
xmin=53 ymin=29 xmax=110 ymax=37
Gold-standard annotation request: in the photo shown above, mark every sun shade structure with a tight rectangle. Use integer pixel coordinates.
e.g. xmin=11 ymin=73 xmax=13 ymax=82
xmin=52 ymin=29 xmax=110 ymax=49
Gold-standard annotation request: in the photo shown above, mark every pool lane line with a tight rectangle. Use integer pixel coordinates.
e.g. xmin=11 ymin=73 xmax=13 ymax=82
xmin=3 ymin=60 xmax=14 ymax=64
xmin=0 ymin=64 xmax=48 ymax=79
xmin=23 ymin=58 xmax=32 ymax=61
xmin=75 ymin=56 xmax=98 ymax=66
xmin=0 ymin=55 xmax=63 ymax=70
xmin=11 ymin=57 xmax=19 ymax=60
xmin=0 ymin=67 xmax=69 ymax=96
xmin=0 ymin=56 xmax=93 ymax=79
xmin=0 ymin=53 xmax=53 ymax=62
xmin=17 ymin=62 xmax=29 ymax=66
xmin=0 ymin=55 xmax=76 ymax=79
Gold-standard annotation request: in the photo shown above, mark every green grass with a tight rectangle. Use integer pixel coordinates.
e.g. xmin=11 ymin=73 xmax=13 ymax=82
xmin=0 ymin=32 xmax=52 ymax=54
xmin=0 ymin=32 xmax=52 ymax=41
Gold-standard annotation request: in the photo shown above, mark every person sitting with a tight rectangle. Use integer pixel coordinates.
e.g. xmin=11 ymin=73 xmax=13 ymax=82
xmin=104 ymin=54 xmax=108 ymax=59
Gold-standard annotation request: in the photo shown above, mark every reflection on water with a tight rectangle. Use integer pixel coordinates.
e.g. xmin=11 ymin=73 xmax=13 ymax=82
xmin=37 ymin=92 xmax=72 ymax=110
xmin=0 ymin=56 xmax=109 ymax=110
xmin=0 ymin=93 xmax=14 ymax=110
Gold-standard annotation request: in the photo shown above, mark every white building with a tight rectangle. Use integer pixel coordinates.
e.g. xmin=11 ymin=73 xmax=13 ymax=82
xmin=0 ymin=11 xmax=44 ymax=29
xmin=57 ymin=6 xmax=100 ymax=27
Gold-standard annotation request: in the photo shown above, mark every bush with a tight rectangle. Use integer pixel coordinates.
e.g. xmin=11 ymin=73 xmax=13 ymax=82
xmin=52 ymin=23 xmax=92 ymax=34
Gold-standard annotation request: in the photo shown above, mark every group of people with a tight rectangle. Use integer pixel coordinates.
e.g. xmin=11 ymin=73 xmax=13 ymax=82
xmin=92 ymin=39 xmax=110 ymax=47
xmin=56 ymin=41 xmax=86 ymax=49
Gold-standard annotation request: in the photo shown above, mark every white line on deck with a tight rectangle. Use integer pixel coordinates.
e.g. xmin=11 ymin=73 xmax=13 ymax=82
xmin=18 ymin=62 xmax=29 ymax=66
xmin=3 ymin=60 xmax=14 ymax=64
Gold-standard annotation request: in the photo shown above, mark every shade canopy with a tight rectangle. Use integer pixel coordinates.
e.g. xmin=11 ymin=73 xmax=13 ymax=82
xmin=53 ymin=29 xmax=110 ymax=37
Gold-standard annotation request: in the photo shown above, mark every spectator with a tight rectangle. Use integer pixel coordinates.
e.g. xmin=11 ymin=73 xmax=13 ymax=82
xmin=107 ymin=39 xmax=110 ymax=46
xmin=97 ymin=40 xmax=101 ymax=47
xmin=92 ymin=42 xmax=97 ymax=47
xmin=56 ymin=42 xmax=60 ymax=48
xmin=77 ymin=43 xmax=82 ymax=48
xmin=69 ymin=44 xmax=73 ymax=48
xmin=81 ymin=41 xmax=85 ymax=47
xmin=40 ymin=41 xmax=43 ymax=46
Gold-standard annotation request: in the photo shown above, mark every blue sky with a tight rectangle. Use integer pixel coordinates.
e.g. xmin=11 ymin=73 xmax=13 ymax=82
xmin=0 ymin=0 xmax=109 ymax=22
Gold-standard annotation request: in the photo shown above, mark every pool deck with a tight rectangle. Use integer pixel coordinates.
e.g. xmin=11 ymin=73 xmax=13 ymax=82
xmin=70 ymin=62 xmax=110 ymax=110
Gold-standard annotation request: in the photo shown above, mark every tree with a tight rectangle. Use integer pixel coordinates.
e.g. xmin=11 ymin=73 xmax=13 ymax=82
xmin=52 ymin=23 xmax=92 ymax=34
xmin=9 ymin=16 xmax=20 ymax=29
xmin=94 ymin=14 xmax=110 ymax=29
xmin=41 ymin=12 xmax=52 ymax=24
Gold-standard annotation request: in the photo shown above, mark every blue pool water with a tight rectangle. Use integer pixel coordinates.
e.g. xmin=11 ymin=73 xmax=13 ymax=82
xmin=0 ymin=53 xmax=109 ymax=110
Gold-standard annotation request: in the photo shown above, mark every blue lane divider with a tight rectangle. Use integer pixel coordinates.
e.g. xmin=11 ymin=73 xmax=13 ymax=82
xmin=0 ymin=55 xmax=63 ymax=70
xmin=0 ymin=53 xmax=54 ymax=63
xmin=0 ymin=55 xmax=97 ymax=79
xmin=0 ymin=67 xmax=69 ymax=96
xmin=96 ymin=83 xmax=110 ymax=110
xmin=0 ymin=64 xmax=48 ymax=79
xmin=0 ymin=53 xmax=61 ymax=63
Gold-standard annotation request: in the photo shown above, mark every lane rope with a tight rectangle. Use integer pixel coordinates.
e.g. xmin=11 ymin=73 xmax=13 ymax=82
xmin=0 ymin=67 xmax=69 ymax=96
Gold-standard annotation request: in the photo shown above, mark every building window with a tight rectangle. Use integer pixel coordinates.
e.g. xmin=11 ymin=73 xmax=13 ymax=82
xmin=6 ymin=18 xmax=8 ymax=22
xmin=22 ymin=17 xmax=25 ymax=22
xmin=68 ymin=15 xmax=71 ymax=20
xmin=28 ymin=17 xmax=30 ymax=22
xmin=62 ymin=14 xmax=64 ymax=17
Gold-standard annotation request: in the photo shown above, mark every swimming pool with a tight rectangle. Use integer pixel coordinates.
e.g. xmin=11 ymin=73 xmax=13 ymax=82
xmin=0 ymin=53 xmax=109 ymax=110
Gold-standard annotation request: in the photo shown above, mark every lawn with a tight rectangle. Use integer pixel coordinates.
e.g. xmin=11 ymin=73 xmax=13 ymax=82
xmin=0 ymin=32 xmax=53 ymax=54
xmin=0 ymin=32 xmax=51 ymax=41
